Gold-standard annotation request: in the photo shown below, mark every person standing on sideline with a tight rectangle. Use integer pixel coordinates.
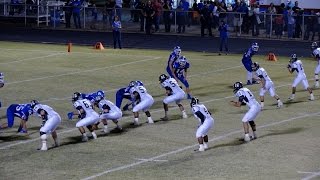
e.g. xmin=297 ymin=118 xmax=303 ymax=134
xmin=287 ymin=54 xmax=315 ymax=101
xmin=218 ymin=20 xmax=228 ymax=55
xmin=112 ymin=15 xmax=122 ymax=49
xmin=31 ymin=100 xmax=61 ymax=151
xmin=190 ymin=97 xmax=214 ymax=152
xmin=230 ymin=82 xmax=260 ymax=142
xmin=311 ymin=42 xmax=320 ymax=88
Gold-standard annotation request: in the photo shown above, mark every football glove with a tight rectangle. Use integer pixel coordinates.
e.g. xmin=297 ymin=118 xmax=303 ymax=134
xmin=67 ymin=112 xmax=73 ymax=120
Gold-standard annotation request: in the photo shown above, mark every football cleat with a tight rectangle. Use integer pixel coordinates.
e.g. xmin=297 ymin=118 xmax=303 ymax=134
xmin=277 ymin=101 xmax=283 ymax=108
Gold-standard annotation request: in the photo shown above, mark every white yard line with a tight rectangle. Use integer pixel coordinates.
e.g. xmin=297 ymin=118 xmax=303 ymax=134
xmin=301 ymin=171 xmax=320 ymax=180
xmin=81 ymin=112 xmax=320 ymax=180
xmin=6 ymin=56 xmax=161 ymax=85
xmin=0 ymin=53 xmax=64 ymax=65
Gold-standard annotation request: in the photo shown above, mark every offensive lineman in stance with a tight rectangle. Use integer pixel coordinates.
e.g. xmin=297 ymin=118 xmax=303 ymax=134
xmin=230 ymin=82 xmax=260 ymax=142
xmin=31 ymin=100 xmax=61 ymax=151
xmin=191 ymin=97 xmax=214 ymax=152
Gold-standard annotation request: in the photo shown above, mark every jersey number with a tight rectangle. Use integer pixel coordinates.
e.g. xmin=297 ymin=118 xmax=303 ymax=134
xmin=82 ymin=101 xmax=91 ymax=108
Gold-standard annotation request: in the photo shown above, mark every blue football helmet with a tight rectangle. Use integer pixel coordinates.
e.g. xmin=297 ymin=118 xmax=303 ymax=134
xmin=251 ymin=43 xmax=259 ymax=52
xmin=173 ymin=46 xmax=181 ymax=56
xmin=233 ymin=82 xmax=243 ymax=93
xmin=96 ymin=90 xmax=105 ymax=98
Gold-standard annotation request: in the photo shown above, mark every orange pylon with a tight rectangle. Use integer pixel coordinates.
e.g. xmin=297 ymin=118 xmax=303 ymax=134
xmin=95 ymin=42 xmax=104 ymax=50
xmin=67 ymin=42 xmax=72 ymax=53
xmin=267 ymin=52 xmax=277 ymax=61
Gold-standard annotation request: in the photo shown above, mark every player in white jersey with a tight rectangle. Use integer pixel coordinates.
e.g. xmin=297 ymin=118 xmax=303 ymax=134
xmin=0 ymin=72 xmax=4 ymax=108
xmin=31 ymin=100 xmax=61 ymax=151
xmin=93 ymin=95 xmax=122 ymax=133
xmin=159 ymin=74 xmax=187 ymax=120
xmin=251 ymin=62 xmax=283 ymax=108
xmin=67 ymin=92 xmax=100 ymax=142
xmin=129 ymin=81 xmax=154 ymax=125
xmin=287 ymin=54 xmax=314 ymax=101
xmin=230 ymin=82 xmax=260 ymax=142
xmin=311 ymin=42 xmax=320 ymax=88
xmin=190 ymin=97 xmax=214 ymax=152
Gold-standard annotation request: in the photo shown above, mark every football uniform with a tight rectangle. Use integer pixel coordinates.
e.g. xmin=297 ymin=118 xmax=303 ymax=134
xmin=192 ymin=104 xmax=214 ymax=138
xmin=312 ymin=48 xmax=320 ymax=74
xmin=6 ymin=104 xmax=33 ymax=127
xmin=73 ymin=99 xmax=100 ymax=127
xmin=235 ymin=88 xmax=261 ymax=122
xmin=0 ymin=72 xmax=4 ymax=85
xmin=98 ymin=99 xmax=122 ymax=120
xmin=161 ymin=77 xmax=185 ymax=104
xmin=173 ymin=57 xmax=190 ymax=88
xmin=242 ymin=48 xmax=255 ymax=72
xmin=256 ymin=67 xmax=276 ymax=97
xmin=166 ymin=51 xmax=179 ymax=78
xmin=33 ymin=104 xmax=61 ymax=134
xmin=290 ymin=60 xmax=310 ymax=89
xmin=130 ymin=85 xmax=154 ymax=113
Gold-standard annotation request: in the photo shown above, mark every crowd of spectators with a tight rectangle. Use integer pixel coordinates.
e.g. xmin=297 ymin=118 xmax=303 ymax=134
xmin=7 ymin=0 xmax=320 ymax=40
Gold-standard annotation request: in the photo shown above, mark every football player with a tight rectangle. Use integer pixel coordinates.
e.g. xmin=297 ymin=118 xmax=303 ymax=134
xmin=115 ymin=81 xmax=144 ymax=111
xmin=230 ymin=82 xmax=260 ymax=142
xmin=311 ymin=42 xmax=320 ymax=88
xmin=67 ymin=92 xmax=100 ymax=142
xmin=31 ymin=100 xmax=61 ymax=151
xmin=242 ymin=43 xmax=259 ymax=85
xmin=287 ymin=54 xmax=314 ymax=101
xmin=81 ymin=90 xmax=105 ymax=105
xmin=159 ymin=74 xmax=188 ymax=120
xmin=0 ymin=72 xmax=4 ymax=108
xmin=190 ymin=97 xmax=214 ymax=152
xmin=252 ymin=62 xmax=283 ymax=108
xmin=173 ymin=56 xmax=192 ymax=99
xmin=93 ymin=95 xmax=122 ymax=133
xmin=0 ymin=103 xmax=33 ymax=133
xmin=166 ymin=46 xmax=182 ymax=81
xmin=129 ymin=81 xmax=154 ymax=125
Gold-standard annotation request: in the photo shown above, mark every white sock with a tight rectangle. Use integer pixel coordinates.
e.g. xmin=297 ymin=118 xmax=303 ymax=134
xmin=104 ymin=125 xmax=108 ymax=131
xmin=260 ymin=102 xmax=264 ymax=107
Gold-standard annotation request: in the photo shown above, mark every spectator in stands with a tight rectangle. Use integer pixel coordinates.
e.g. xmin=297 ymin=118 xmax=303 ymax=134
xmin=317 ymin=12 xmax=320 ymax=41
xmin=251 ymin=3 xmax=260 ymax=37
xmin=72 ymin=0 xmax=82 ymax=29
xmin=212 ymin=1 xmax=219 ymax=33
xmin=233 ymin=0 xmax=243 ymax=36
xmin=177 ymin=1 xmax=186 ymax=33
xmin=137 ymin=1 xmax=145 ymax=32
xmin=287 ymin=7 xmax=295 ymax=38
xmin=218 ymin=20 xmax=228 ymax=55
xmin=63 ymin=0 xmax=73 ymax=28
xmin=115 ymin=0 xmax=123 ymax=20
xmin=163 ymin=0 xmax=172 ymax=32
xmin=277 ymin=3 xmax=285 ymax=14
xmin=274 ymin=14 xmax=284 ymax=39
xmin=143 ymin=0 xmax=155 ymax=35
xmin=292 ymin=1 xmax=302 ymax=38
xmin=90 ymin=3 xmax=98 ymax=29
xmin=241 ymin=1 xmax=250 ymax=34
xmin=199 ymin=3 xmax=212 ymax=37
xmin=226 ymin=3 xmax=233 ymax=26
xmin=266 ymin=3 xmax=276 ymax=38
xmin=304 ymin=10 xmax=317 ymax=41
xmin=197 ymin=0 xmax=204 ymax=11
xmin=105 ymin=0 xmax=116 ymax=27
xmin=112 ymin=15 xmax=122 ymax=49
xmin=218 ymin=2 xmax=227 ymax=24
xmin=152 ymin=0 xmax=163 ymax=32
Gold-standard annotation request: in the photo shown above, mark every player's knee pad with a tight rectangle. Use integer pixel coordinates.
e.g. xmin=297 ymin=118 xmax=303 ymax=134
xmin=40 ymin=133 xmax=47 ymax=141
xmin=249 ymin=121 xmax=256 ymax=131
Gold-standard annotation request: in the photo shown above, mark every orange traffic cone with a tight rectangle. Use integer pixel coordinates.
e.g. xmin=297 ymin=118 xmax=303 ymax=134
xmin=267 ymin=52 xmax=277 ymax=61
xmin=67 ymin=42 xmax=72 ymax=53
xmin=95 ymin=42 xmax=104 ymax=50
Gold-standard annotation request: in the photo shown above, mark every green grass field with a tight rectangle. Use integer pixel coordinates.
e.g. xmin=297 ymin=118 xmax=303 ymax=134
xmin=0 ymin=41 xmax=319 ymax=180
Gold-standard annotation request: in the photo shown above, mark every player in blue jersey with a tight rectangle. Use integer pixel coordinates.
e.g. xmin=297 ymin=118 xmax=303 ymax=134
xmin=242 ymin=42 xmax=259 ymax=85
xmin=115 ymin=80 xmax=144 ymax=111
xmin=0 ymin=103 xmax=33 ymax=133
xmin=173 ymin=55 xmax=192 ymax=99
xmin=81 ymin=90 xmax=105 ymax=105
xmin=166 ymin=46 xmax=182 ymax=80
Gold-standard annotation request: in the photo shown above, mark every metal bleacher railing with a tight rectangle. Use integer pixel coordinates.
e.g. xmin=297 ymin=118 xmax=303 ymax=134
xmin=0 ymin=2 xmax=319 ymax=41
